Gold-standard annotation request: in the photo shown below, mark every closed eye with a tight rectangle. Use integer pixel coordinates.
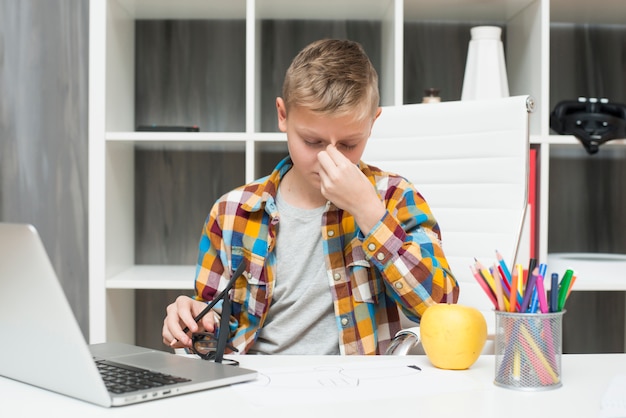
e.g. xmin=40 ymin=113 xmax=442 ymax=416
xmin=340 ymin=143 xmax=357 ymax=151
xmin=303 ymin=139 xmax=324 ymax=148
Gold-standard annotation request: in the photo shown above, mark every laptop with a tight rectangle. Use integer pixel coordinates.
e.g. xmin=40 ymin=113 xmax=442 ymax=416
xmin=0 ymin=223 xmax=257 ymax=407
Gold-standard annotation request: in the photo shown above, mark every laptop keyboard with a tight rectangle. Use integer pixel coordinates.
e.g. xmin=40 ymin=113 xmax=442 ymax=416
xmin=96 ymin=359 xmax=191 ymax=394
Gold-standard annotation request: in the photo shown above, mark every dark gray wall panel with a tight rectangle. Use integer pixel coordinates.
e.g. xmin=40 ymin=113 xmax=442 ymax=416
xmin=0 ymin=0 xmax=89 ymax=335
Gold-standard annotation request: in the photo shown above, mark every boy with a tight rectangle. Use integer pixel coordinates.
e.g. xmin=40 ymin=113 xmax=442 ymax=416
xmin=162 ymin=39 xmax=458 ymax=355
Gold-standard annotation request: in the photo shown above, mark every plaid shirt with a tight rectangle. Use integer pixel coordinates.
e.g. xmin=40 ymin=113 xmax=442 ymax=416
xmin=194 ymin=156 xmax=458 ymax=355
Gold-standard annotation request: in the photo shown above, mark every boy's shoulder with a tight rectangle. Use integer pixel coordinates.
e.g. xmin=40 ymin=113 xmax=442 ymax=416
xmin=215 ymin=156 xmax=286 ymax=209
xmin=360 ymin=160 xmax=409 ymax=185
xmin=216 ymin=175 xmax=275 ymax=207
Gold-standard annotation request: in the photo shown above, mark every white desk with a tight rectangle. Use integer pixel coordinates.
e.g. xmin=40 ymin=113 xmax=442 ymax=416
xmin=2 ymin=354 xmax=624 ymax=417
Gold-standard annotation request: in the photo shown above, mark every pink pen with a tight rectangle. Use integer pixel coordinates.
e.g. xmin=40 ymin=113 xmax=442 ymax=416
xmin=535 ymin=272 xmax=549 ymax=314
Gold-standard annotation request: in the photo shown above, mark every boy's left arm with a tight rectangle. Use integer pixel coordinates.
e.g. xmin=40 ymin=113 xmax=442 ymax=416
xmin=317 ymin=147 xmax=458 ymax=319
xmin=361 ymin=184 xmax=459 ymax=321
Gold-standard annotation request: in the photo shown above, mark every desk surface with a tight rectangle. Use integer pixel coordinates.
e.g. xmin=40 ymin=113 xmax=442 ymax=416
xmin=2 ymin=354 xmax=624 ymax=417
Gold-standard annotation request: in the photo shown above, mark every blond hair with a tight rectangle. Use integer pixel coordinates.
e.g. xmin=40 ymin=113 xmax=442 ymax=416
xmin=282 ymin=39 xmax=380 ymax=121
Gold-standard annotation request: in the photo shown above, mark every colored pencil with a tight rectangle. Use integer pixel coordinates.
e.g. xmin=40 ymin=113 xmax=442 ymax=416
xmin=516 ymin=264 xmax=524 ymax=299
xmin=470 ymin=265 xmax=497 ymax=308
xmin=535 ymin=270 xmax=549 ymax=313
xmin=566 ymin=275 xmax=577 ymax=300
xmin=549 ymin=272 xmax=559 ymax=312
xmin=557 ymin=269 xmax=574 ymax=311
xmin=492 ymin=263 xmax=506 ymax=311
xmin=509 ymin=267 xmax=519 ymax=312
xmin=495 ymin=250 xmax=512 ymax=284
xmin=475 ymin=258 xmax=497 ymax=294
xmin=520 ymin=323 xmax=559 ymax=383
xmin=497 ymin=264 xmax=511 ymax=295
xmin=520 ymin=269 xmax=537 ymax=313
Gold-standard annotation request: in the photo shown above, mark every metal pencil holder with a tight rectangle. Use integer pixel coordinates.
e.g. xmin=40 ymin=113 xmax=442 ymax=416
xmin=494 ymin=310 xmax=565 ymax=391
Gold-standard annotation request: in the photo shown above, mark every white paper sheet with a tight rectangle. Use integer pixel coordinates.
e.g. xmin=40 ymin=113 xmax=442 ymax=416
xmin=234 ymin=358 xmax=483 ymax=407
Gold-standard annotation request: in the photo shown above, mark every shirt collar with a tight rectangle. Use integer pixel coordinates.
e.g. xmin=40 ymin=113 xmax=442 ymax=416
xmin=240 ymin=156 xmax=293 ymax=214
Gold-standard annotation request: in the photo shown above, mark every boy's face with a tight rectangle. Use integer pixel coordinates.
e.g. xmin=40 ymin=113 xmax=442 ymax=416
xmin=276 ymin=98 xmax=381 ymax=192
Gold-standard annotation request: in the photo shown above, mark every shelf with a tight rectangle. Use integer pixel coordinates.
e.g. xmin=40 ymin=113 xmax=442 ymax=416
xmin=531 ymin=135 xmax=626 ymax=146
xmin=113 ymin=0 xmax=246 ymax=19
xmin=106 ymin=132 xmax=286 ymax=142
xmin=255 ymin=0 xmax=394 ymax=20
xmin=404 ymin=0 xmax=535 ymax=22
xmin=551 ymin=0 xmax=626 ymax=25
xmin=104 ymin=132 xmax=287 ymax=151
xmin=547 ymin=253 xmax=626 ymax=291
xmin=107 ymin=265 xmax=196 ymax=289
xmin=113 ymin=0 xmax=404 ymax=20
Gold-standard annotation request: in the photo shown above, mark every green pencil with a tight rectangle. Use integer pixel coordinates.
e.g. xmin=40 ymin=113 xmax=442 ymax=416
xmin=557 ymin=269 xmax=574 ymax=311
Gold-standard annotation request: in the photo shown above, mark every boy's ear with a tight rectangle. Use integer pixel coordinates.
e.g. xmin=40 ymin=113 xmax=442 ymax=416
xmin=276 ymin=97 xmax=288 ymax=132
xmin=367 ymin=107 xmax=383 ymax=137
xmin=374 ymin=107 xmax=382 ymax=121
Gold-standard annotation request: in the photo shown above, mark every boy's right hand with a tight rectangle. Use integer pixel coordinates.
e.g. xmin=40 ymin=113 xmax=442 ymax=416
xmin=162 ymin=295 xmax=217 ymax=349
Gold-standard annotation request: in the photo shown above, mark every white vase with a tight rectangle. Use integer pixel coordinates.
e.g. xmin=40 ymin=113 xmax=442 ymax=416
xmin=461 ymin=26 xmax=509 ymax=101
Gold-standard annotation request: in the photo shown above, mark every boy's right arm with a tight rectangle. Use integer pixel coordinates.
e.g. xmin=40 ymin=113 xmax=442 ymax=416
xmin=162 ymin=295 xmax=217 ymax=348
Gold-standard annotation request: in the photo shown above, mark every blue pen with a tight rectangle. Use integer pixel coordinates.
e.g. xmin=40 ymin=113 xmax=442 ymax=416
xmin=550 ymin=272 xmax=559 ymax=312
xmin=529 ymin=286 xmax=539 ymax=313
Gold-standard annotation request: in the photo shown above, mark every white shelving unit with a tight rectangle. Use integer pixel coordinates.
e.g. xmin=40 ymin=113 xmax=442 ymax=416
xmin=88 ymin=0 xmax=625 ymax=344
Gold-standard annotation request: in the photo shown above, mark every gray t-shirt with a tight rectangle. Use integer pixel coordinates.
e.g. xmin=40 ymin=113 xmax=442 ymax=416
xmin=249 ymin=187 xmax=340 ymax=355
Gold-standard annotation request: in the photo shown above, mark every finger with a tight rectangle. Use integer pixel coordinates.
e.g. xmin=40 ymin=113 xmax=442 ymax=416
xmin=199 ymin=310 xmax=218 ymax=333
xmin=176 ymin=297 xmax=201 ymax=333
xmin=165 ymin=320 xmax=191 ymax=348
xmin=316 ymin=148 xmax=334 ymax=172
xmin=163 ymin=297 xmax=196 ymax=346
xmin=324 ymin=143 xmax=342 ymax=161
xmin=162 ymin=317 xmax=187 ymax=348
xmin=318 ymin=145 xmax=340 ymax=172
xmin=318 ymin=148 xmax=349 ymax=183
xmin=162 ymin=325 xmax=186 ymax=349
xmin=325 ymin=144 xmax=351 ymax=166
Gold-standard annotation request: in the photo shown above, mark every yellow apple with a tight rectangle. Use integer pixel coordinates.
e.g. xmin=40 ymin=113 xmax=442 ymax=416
xmin=420 ymin=303 xmax=487 ymax=370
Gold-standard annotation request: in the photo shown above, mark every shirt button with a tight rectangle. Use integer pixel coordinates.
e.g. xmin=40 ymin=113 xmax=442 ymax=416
xmin=333 ymin=273 xmax=341 ymax=281
xmin=367 ymin=243 xmax=376 ymax=251
xmin=376 ymin=252 xmax=385 ymax=261
xmin=328 ymin=230 xmax=335 ymax=237
xmin=341 ymin=317 xmax=349 ymax=327
xmin=394 ymin=282 xmax=403 ymax=289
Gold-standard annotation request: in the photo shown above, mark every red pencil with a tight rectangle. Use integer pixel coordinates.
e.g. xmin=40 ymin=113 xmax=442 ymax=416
xmin=497 ymin=264 xmax=511 ymax=294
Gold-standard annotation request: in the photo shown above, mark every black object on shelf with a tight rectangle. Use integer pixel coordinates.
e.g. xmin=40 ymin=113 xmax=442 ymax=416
xmin=550 ymin=98 xmax=626 ymax=155
xmin=136 ymin=125 xmax=200 ymax=132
